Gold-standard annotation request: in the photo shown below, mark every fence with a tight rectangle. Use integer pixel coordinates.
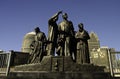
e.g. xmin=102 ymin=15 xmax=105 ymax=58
xmin=0 ymin=52 xmax=11 ymax=76
xmin=109 ymin=51 xmax=120 ymax=77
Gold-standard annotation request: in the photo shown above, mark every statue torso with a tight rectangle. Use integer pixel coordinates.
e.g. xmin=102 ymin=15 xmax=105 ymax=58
xmin=58 ymin=20 xmax=71 ymax=34
xmin=35 ymin=32 xmax=44 ymax=41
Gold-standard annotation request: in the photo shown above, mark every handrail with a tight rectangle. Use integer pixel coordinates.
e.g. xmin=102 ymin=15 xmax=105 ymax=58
xmin=109 ymin=51 xmax=120 ymax=77
xmin=0 ymin=52 xmax=12 ymax=76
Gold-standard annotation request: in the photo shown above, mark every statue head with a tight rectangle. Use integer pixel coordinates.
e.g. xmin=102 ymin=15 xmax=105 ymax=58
xmin=62 ymin=13 xmax=68 ymax=20
xmin=34 ymin=27 xmax=40 ymax=34
xmin=78 ymin=23 xmax=84 ymax=32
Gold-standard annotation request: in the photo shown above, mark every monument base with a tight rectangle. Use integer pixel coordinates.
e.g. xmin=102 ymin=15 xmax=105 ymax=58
xmin=3 ymin=56 xmax=111 ymax=79
xmin=14 ymin=56 xmax=105 ymax=72
xmin=0 ymin=56 xmax=112 ymax=79
xmin=5 ymin=71 xmax=111 ymax=79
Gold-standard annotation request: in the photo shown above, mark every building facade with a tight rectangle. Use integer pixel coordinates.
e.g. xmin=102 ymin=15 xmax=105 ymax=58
xmin=88 ymin=32 xmax=100 ymax=53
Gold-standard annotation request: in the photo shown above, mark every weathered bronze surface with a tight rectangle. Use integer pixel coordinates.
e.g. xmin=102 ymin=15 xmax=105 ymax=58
xmin=57 ymin=13 xmax=75 ymax=57
xmin=75 ymin=23 xmax=90 ymax=64
xmin=22 ymin=12 xmax=91 ymax=64
xmin=46 ymin=11 xmax=62 ymax=56
xmin=28 ymin=27 xmax=47 ymax=63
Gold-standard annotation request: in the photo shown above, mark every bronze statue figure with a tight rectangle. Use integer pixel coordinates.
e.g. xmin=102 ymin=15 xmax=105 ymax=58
xmin=57 ymin=13 xmax=75 ymax=56
xmin=28 ymin=27 xmax=47 ymax=63
xmin=75 ymin=23 xmax=90 ymax=64
xmin=27 ymin=12 xmax=90 ymax=64
xmin=46 ymin=11 xmax=62 ymax=56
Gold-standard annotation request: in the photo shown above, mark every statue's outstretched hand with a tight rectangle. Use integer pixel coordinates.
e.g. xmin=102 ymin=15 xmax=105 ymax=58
xmin=58 ymin=11 xmax=62 ymax=15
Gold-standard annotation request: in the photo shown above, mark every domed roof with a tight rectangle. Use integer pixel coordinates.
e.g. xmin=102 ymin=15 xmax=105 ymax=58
xmin=21 ymin=31 xmax=36 ymax=53
xmin=24 ymin=31 xmax=35 ymax=38
xmin=89 ymin=31 xmax=99 ymax=41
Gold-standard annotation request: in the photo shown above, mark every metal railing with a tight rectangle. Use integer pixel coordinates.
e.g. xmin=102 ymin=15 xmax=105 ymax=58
xmin=0 ymin=52 xmax=11 ymax=76
xmin=109 ymin=51 xmax=120 ymax=77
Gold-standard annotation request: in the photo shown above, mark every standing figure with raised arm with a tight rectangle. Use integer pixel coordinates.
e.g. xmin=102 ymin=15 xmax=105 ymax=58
xmin=75 ymin=23 xmax=90 ymax=64
xmin=47 ymin=11 xmax=62 ymax=56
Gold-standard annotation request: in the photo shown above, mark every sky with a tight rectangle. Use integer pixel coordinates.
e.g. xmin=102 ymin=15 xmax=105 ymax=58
xmin=0 ymin=0 xmax=120 ymax=51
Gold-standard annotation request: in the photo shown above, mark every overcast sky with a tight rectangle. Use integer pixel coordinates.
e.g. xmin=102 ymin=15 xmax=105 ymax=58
xmin=0 ymin=0 xmax=120 ymax=51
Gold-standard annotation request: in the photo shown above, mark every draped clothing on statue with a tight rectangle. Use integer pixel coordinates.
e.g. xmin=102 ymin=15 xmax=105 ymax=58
xmin=75 ymin=30 xmax=90 ymax=64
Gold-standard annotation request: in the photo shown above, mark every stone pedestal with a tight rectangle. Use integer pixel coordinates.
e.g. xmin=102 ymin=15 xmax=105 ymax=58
xmin=5 ymin=56 xmax=111 ymax=79
xmin=5 ymin=71 xmax=111 ymax=79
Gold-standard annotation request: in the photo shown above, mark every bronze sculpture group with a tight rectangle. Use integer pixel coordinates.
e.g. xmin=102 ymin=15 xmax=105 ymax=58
xmin=28 ymin=11 xmax=90 ymax=64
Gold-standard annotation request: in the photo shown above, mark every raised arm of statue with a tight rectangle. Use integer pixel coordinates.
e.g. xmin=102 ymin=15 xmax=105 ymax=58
xmin=49 ymin=11 xmax=62 ymax=22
